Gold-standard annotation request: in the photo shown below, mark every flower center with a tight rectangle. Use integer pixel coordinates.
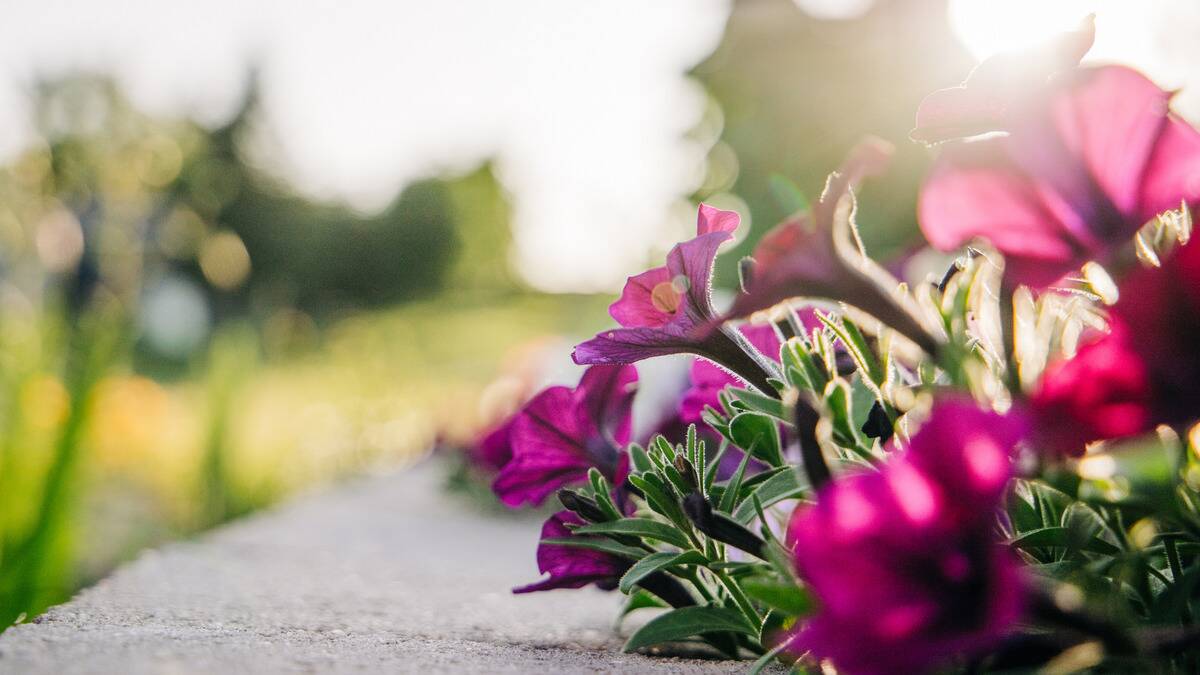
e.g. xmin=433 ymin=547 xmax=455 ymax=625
xmin=650 ymin=281 xmax=681 ymax=314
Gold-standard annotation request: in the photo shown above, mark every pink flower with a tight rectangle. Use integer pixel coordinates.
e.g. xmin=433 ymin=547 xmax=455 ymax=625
xmin=573 ymin=205 xmax=777 ymax=392
xmin=1031 ymin=235 xmax=1200 ymax=454
xmin=492 ymin=365 xmax=636 ymax=507
xmin=918 ymin=56 xmax=1200 ymax=287
xmin=787 ymin=399 xmax=1027 ymax=675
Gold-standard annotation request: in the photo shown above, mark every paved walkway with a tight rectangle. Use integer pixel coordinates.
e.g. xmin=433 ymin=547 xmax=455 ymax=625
xmin=0 ymin=461 xmax=748 ymax=673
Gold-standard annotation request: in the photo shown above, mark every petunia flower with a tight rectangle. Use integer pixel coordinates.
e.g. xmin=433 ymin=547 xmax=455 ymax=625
xmin=721 ymin=139 xmax=942 ymax=357
xmin=513 ymin=510 xmax=628 ymax=593
xmin=917 ymin=32 xmax=1200 ymax=288
xmin=493 ymin=364 xmax=636 ymax=507
xmin=1031 ymin=235 xmax=1200 ymax=455
xmin=573 ymin=204 xmax=778 ymax=393
xmin=471 ymin=416 xmax=516 ymax=472
xmin=514 ymin=509 xmax=697 ymax=606
xmin=786 ymin=399 xmax=1027 ymax=675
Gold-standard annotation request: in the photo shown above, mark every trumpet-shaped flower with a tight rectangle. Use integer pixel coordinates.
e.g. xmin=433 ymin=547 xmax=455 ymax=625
xmin=493 ymin=365 xmax=636 ymax=507
xmin=918 ymin=48 xmax=1200 ymax=287
xmin=1032 ymin=236 xmax=1200 ymax=454
xmin=787 ymin=399 xmax=1027 ymax=675
xmin=573 ymin=205 xmax=778 ymax=392
xmin=513 ymin=510 xmax=628 ymax=593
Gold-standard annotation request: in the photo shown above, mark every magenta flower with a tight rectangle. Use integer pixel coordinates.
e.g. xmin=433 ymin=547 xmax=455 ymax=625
xmin=680 ymin=323 xmax=782 ymax=424
xmin=721 ymin=139 xmax=940 ymax=356
xmin=787 ymin=399 xmax=1027 ymax=675
xmin=918 ymin=62 xmax=1200 ymax=288
xmin=573 ymin=205 xmax=777 ymax=392
xmin=1031 ymin=235 xmax=1200 ymax=454
xmin=493 ymin=365 xmax=636 ymax=507
xmin=514 ymin=510 xmax=628 ymax=593
xmin=471 ymin=416 xmax=516 ymax=472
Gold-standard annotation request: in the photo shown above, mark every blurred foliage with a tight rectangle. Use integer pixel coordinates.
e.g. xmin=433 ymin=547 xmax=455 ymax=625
xmin=0 ymin=73 xmax=548 ymax=628
xmin=693 ymin=0 xmax=974 ymax=286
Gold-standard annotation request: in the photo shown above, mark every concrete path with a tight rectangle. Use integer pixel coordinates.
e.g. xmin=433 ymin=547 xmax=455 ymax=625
xmin=0 ymin=461 xmax=750 ymax=673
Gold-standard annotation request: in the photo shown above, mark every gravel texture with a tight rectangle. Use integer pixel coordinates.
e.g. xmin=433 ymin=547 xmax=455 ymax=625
xmin=0 ymin=461 xmax=751 ymax=673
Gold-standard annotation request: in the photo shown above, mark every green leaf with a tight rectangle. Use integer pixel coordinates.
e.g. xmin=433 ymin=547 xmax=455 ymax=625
xmin=728 ymin=387 xmax=787 ymax=421
xmin=628 ymin=473 xmax=686 ymax=527
xmin=1007 ymin=527 xmax=1121 ymax=556
xmin=622 ymin=606 xmax=757 ymax=652
xmin=628 ymin=443 xmax=653 ymax=474
xmin=618 ymin=550 xmax=708 ymax=593
xmin=717 ymin=449 xmax=753 ymax=513
xmin=620 ymin=589 xmax=666 ymax=618
xmin=728 ymin=412 xmax=784 ymax=467
xmin=741 ymin=577 xmax=814 ymax=616
xmin=781 ymin=337 xmax=828 ymax=393
xmin=574 ymin=518 xmax=692 ymax=549
xmin=541 ymin=537 xmax=648 ymax=560
xmin=733 ymin=468 xmax=809 ymax=525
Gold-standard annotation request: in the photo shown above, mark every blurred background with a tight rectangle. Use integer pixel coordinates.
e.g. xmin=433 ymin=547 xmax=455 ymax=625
xmin=2 ymin=0 xmax=1199 ymax=628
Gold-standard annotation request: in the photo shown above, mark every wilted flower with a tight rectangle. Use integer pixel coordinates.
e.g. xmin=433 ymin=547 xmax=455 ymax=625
xmin=918 ymin=24 xmax=1200 ymax=287
xmin=513 ymin=510 xmax=628 ymax=593
xmin=722 ymin=139 xmax=941 ymax=356
xmin=787 ymin=399 xmax=1027 ymax=675
xmin=573 ymin=205 xmax=776 ymax=392
xmin=1032 ymin=236 xmax=1200 ymax=454
xmin=493 ymin=365 xmax=636 ymax=507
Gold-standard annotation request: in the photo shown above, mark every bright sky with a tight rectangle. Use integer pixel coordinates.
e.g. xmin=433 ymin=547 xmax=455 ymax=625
xmin=1 ymin=1 xmax=1198 ymax=292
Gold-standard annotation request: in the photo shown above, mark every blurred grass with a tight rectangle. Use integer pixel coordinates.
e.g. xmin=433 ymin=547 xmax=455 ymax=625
xmin=0 ymin=291 xmax=608 ymax=628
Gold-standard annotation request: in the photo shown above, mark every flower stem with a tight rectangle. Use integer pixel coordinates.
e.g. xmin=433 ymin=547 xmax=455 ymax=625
xmin=715 ymin=568 xmax=761 ymax=632
xmin=705 ymin=328 xmax=780 ymax=398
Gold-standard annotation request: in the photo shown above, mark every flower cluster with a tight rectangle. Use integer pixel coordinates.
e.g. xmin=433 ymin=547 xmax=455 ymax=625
xmin=474 ymin=20 xmax=1200 ymax=674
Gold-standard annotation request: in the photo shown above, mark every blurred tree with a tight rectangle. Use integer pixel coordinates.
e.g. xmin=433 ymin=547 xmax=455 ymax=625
xmin=693 ymin=0 xmax=975 ymax=286
xmin=0 ymin=72 xmax=519 ymax=369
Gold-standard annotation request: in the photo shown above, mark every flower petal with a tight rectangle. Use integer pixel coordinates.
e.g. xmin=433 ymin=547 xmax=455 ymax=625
xmin=513 ymin=511 xmax=628 ymax=593
xmin=574 ymin=364 xmax=637 ymax=450
xmin=1138 ymin=114 xmax=1200 ymax=222
xmin=609 ymin=266 xmax=674 ymax=329
xmin=493 ymin=386 xmax=593 ymax=507
xmin=919 ymin=139 xmax=1083 ymax=287
xmin=695 ymin=203 xmax=740 ymax=236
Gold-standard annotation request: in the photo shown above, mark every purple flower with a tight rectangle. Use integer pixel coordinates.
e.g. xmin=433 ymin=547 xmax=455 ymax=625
xmin=513 ymin=510 xmax=628 ymax=593
xmin=573 ymin=205 xmax=777 ymax=391
xmin=471 ymin=416 xmax=516 ymax=472
xmin=918 ymin=47 xmax=1200 ymax=288
xmin=493 ymin=365 xmax=636 ymax=507
xmin=786 ymin=399 xmax=1027 ymax=675
xmin=721 ymin=139 xmax=940 ymax=356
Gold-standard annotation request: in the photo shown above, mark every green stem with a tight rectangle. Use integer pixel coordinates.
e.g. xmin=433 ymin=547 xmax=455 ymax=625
xmin=715 ymin=568 xmax=760 ymax=632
